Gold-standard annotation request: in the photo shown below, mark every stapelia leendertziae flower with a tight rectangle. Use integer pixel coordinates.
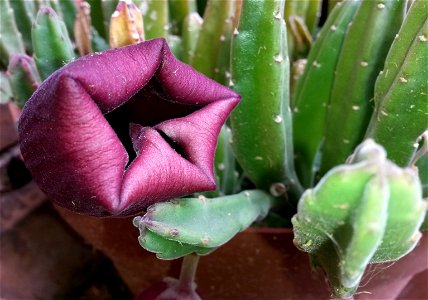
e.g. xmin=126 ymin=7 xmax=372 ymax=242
xmin=18 ymin=38 xmax=240 ymax=216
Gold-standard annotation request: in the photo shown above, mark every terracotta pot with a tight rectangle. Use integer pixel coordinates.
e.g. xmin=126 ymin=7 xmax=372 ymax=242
xmin=0 ymin=102 xmax=20 ymax=151
xmin=56 ymin=206 xmax=428 ymax=299
xmin=0 ymin=102 xmax=46 ymax=233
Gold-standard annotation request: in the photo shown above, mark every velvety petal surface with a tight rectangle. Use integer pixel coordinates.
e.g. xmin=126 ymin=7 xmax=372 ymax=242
xmin=18 ymin=38 xmax=240 ymax=216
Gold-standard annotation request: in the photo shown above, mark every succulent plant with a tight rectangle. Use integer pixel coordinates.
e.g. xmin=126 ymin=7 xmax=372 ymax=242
xmin=2 ymin=0 xmax=427 ymax=299
xmin=292 ymin=139 xmax=426 ymax=297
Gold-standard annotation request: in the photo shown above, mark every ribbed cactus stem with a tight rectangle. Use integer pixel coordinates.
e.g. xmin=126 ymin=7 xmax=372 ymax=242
xmin=9 ymin=0 xmax=36 ymax=51
xmin=364 ymin=0 xmax=428 ymax=167
xmin=0 ymin=0 xmax=26 ymax=67
xmin=231 ymin=0 xmax=303 ymax=201
xmin=320 ymin=0 xmax=406 ymax=174
xmin=142 ymin=0 xmax=169 ymax=39
xmin=181 ymin=12 xmax=203 ymax=64
xmin=191 ymin=0 xmax=234 ymax=78
xmin=292 ymin=0 xmax=360 ymax=187
xmin=32 ymin=6 xmax=75 ymax=80
xmin=168 ymin=0 xmax=197 ymax=35
xmin=7 ymin=54 xmax=41 ymax=108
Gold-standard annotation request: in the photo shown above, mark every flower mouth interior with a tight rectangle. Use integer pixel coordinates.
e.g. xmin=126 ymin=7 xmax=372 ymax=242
xmin=104 ymin=78 xmax=201 ymax=164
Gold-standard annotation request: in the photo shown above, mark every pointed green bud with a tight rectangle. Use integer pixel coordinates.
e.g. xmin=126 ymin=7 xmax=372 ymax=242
xmin=292 ymin=139 xmax=427 ymax=298
xmin=32 ymin=6 xmax=75 ymax=80
xmin=0 ymin=0 xmax=26 ymax=67
xmin=9 ymin=0 xmax=36 ymax=52
xmin=7 ymin=54 xmax=41 ymax=108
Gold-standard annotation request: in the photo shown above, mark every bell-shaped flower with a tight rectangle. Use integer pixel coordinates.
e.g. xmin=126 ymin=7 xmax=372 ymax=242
xmin=18 ymin=38 xmax=240 ymax=216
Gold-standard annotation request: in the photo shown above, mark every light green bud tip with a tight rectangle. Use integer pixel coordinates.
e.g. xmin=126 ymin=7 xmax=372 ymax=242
xmin=292 ymin=139 xmax=427 ymax=298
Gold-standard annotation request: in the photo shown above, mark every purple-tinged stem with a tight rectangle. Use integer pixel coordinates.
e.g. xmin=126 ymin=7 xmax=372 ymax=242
xmin=177 ymin=254 xmax=200 ymax=294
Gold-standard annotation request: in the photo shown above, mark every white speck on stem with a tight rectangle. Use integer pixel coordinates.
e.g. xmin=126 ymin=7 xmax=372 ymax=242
xmin=273 ymin=11 xmax=282 ymax=19
xmin=270 ymin=183 xmax=286 ymax=197
xmin=274 ymin=115 xmax=283 ymax=123
xmin=352 ymin=105 xmax=360 ymax=111
xmin=418 ymin=35 xmax=427 ymax=42
xmin=367 ymin=222 xmax=381 ymax=232
xmin=220 ymin=35 xmax=225 ymax=42
xmin=399 ymin=77 xmax=408 ymax=83
xmin=377 ymin=3 xmax=385 ymax=9
xmin=312 ymin=61 xmax=321 ymax=68
xmin=343 ymin=139 xmax=350 ymax=144
xmin=198 ymin=195 xmax=207 ymax=203
xmin=255 ymin=156 xmax=263 ymax=160
xmin=334 ymin=203 xmax=349 ymax=209
xmin=218 ymin=163 xmax=225 ymax=171
xmin=201 ymin=237 xmax=210 ymax=246
xmin=149 ymin=11 xmax=157 ymax=21
xmin=330 ymin=25 xmax=337 ymax=32
xmin=274 ymin=54 xmax=283 ymax=63
xmin=381 ymin=110 xmax=389 ymax=116
xmin=360 ymin=61 xmax=368 ymax=67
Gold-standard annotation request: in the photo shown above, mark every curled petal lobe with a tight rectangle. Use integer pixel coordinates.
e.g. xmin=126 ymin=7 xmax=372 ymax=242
xmin=18 ymin=38 xmax=240 ymax=216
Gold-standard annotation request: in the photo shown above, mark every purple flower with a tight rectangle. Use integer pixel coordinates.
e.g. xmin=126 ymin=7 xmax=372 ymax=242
xmin=18 ymin=38 xmax=240 ymax=216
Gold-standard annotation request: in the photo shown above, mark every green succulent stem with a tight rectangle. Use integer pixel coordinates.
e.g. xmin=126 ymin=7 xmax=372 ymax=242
xmin=191 ymin=0 xmax=234 ymax=79
xmin=231 ymin=0 xmax=302 ymax=201
xmin=364 ymin=0 xmax=428 ymax=167
xmin=134 ymin=190 xmax=276 ymax=259
xmin=292 ymin=0 xmax=361 ymax=187
xmin=320 ymin=0 xmax=406 ymax=175
xmin=143 ymin=0 xmax=169 ymax=39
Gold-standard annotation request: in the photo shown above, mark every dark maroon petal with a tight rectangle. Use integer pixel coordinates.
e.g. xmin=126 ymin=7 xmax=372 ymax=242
xmin=53 ymin=38 xmax=164 ymax=113
xmin=18 ymin=75 xmax=128 ymax=215
xmin=18 ymin=38 xmax=240 ymax=216
xmin=119 ymin=126 xmax=216 ymax=214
